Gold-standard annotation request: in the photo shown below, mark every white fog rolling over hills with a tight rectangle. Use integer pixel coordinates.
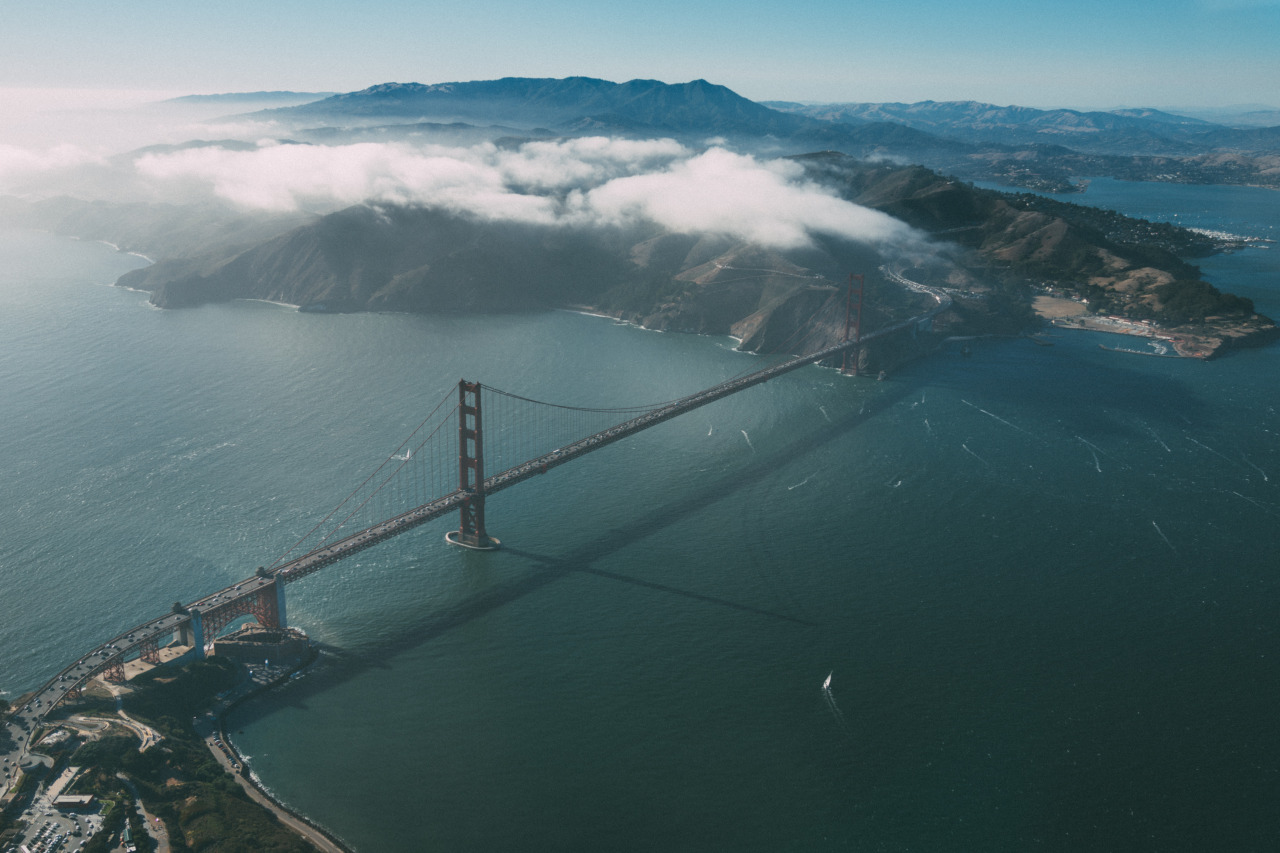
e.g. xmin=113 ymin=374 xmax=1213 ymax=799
xmin=132 ymin=140 xmax=919 ymax=251
xmin=1 ymin=89 xmax=921 ymax=255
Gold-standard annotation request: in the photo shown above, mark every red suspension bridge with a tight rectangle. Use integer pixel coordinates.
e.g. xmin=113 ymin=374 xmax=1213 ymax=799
xmin=5 ymin=273 xmax=950 ymax=736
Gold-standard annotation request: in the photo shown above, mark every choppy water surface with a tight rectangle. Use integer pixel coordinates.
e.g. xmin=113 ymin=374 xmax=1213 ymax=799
xmin=1 ymin=179 xmax=1278 ymax=852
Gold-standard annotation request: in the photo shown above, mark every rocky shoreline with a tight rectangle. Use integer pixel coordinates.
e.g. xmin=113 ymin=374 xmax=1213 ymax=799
xmin=206 ymin=652 xmax=357 ymax=853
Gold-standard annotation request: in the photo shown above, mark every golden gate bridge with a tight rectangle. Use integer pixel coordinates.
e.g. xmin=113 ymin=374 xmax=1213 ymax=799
xmin=5 ymin=272 xmax=950 ymax=734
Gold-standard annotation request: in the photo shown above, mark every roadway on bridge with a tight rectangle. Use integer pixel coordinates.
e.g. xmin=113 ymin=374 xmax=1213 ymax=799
xmin=2 ymin=270 xmax=953 ymax=800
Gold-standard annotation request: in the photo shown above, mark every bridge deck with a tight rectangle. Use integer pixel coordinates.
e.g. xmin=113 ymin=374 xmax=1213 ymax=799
xmin=275 ymin=271 xmax=952 ymax=582
xmin=6 ymin=272 xmax=951 ymax=759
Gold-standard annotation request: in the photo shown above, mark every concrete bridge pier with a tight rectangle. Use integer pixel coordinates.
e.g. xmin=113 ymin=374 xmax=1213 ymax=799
xmin=180 ymin=610 xmax=205 ymax=659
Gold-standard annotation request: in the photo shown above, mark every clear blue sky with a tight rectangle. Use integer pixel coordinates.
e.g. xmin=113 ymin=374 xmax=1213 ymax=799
xmin=2 ymin=0 xmax=1278 ymax=109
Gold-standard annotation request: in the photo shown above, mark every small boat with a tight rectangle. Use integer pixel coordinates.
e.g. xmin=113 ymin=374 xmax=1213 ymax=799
xmin=823 ymin=672 xmax=832 ymax=690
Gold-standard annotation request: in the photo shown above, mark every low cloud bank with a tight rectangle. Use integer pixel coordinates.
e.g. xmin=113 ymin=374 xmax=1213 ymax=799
xmin=2 ymin=113 xmax=920 ymax=252
xmin=0 ymin=143 xmax=105 ymax=184
xmin=132 ymin=137 xmax=916 ymax=250
xmin=579 ymin=149 xmax=911 ymax=249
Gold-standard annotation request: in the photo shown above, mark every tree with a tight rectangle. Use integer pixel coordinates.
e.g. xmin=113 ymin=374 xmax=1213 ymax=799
xmin=1157 ymin=279 xmax=1254 ymax=324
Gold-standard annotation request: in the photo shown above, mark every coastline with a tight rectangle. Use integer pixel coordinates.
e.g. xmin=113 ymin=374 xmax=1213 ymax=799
xmin=1047 ymin=313 xmax=1280 ymax=358
xmin=204 ymin=652 xmax=357 ymax=853
xmin=561 ymin=305 xmax=668 ymax=333
xmin=1033 ymin=292 xmax=1278 ymax=358
xmin=89 ymin=238 xmax=155 ymax=264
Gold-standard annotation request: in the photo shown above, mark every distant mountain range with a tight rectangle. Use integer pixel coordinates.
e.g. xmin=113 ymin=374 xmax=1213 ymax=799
xmin=247 ymin=77 xmax=1278 ymax=193
xmin=3 ymin=75 xmax=1274 ymax=360
xmin=165 ymin=91 xmax=335 ymax=106
xmin=1171 ymin=105 xmax=1280 ymax=128
xmin=257 ymin=79 xmax=1280 ymax=152
xmin=260 ymin=77 xmax=808 ymax=137
xmin=763 ymin=99 xmax=1280 ymax=155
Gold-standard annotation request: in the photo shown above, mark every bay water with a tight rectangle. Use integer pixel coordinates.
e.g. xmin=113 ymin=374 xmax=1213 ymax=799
xmin=1 ymin=178 xmax=1277 ymax=851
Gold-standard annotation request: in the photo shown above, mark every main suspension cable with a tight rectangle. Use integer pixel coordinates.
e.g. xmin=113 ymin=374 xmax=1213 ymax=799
xmin=268 ymin=390 xmax=459 ymax=569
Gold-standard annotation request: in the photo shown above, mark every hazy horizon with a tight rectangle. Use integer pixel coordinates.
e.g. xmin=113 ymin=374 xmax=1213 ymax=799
xmin=3 ymin=77 xmax=1278 ymax=134
xmin=1 ymin=74 xmax=1274 ymax=161
xmin=3 ymin=0 xmax=1276 ymax=261
xmin=3 ymin=0 xmax=1278 ymax=111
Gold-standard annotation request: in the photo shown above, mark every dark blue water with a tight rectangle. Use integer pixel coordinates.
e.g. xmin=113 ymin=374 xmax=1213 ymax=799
xmin=1 ymin=179 xmax=1278 ymax=852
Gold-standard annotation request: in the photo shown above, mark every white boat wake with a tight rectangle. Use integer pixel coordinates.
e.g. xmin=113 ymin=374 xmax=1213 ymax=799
xmin=741 ymin=430 xmax=754 ymax=451
xmin=1147 ymin=426 xmax=1172 ymax=453
xmin=822 ymin=671 xmax=851 ymax=737
xmin=1241 ymin=454 xmax=1269 ymax=482
xmin=962 ymin=399 xmax=1031 ymax=435
xmin=1075 ymin=435 xmax=1107 ymax=457
xmin=1186 ymin=435 xmax=1232 ymax=463
xmin=1229 ymin=490 xmax=1277 ymax=516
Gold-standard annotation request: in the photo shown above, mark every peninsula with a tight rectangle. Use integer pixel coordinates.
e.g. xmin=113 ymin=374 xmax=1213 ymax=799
xmin=4 ymin=159 xmax=1272 ymax=363
xmin=2 ymin=77 xmax=1274 ymax=361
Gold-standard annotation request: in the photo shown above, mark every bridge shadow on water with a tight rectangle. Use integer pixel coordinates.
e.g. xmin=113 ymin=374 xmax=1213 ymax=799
xmin=228 ymin=376 xmax=921 ymax=723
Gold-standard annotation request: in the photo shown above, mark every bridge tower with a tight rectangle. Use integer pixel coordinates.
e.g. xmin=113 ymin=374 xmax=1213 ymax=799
xmin=446 ymin=380 xmax=501 ymax=550
xmin=841 ymin=273 xmax=866 ymax=376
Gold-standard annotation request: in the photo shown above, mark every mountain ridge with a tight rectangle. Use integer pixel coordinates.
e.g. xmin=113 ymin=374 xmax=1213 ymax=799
xmin=263 ymin=76 xmax=810 ymax=137
xmin=243 ymin=78 xmax=1278 ymax=190
xmin=763 ymin=99 xmax=1246 ymax=154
